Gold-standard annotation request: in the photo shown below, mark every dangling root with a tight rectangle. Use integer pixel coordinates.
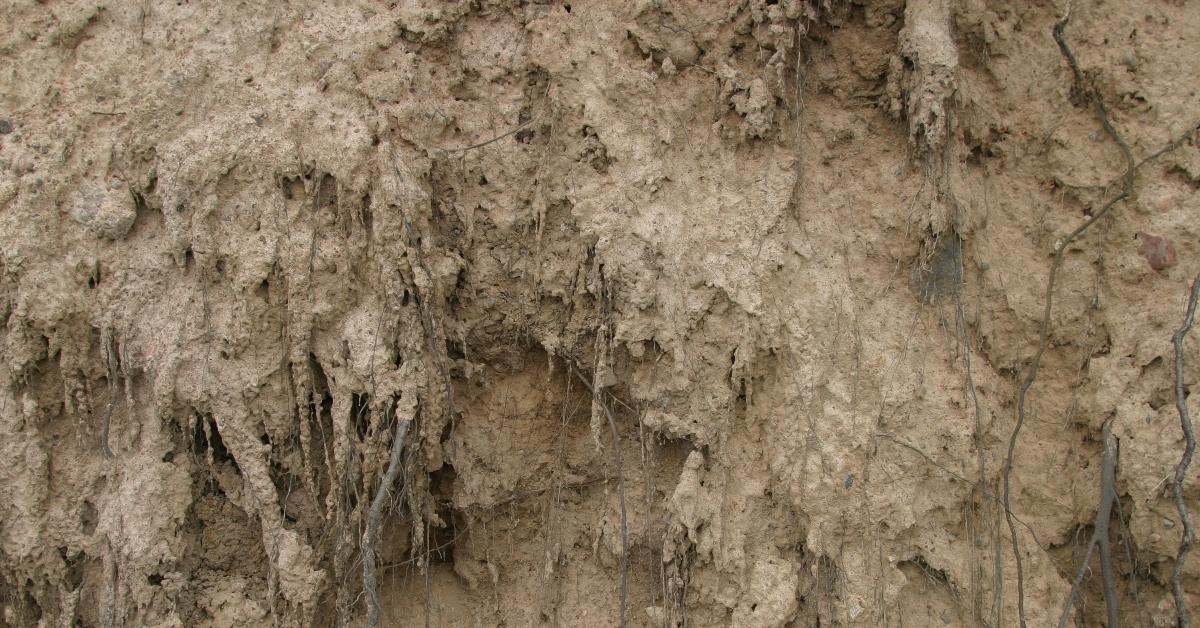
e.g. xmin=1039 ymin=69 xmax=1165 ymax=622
xmin=1169 ymin=274 xmax=1200 ymax=628
xmin=1001 ymin=9 xmax=1136 ymax=625
xmin=566 ymin=360 xmax=628 ymax=628
xmin=1056 ymin=417 xmax=1119 ymax=628
xmin=100 ymin=332 xmax=119 ymax=459
xmin=362 ymin=401 xmax=413 ymax=628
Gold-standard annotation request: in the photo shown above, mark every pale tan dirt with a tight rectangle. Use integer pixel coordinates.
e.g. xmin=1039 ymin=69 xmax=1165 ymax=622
xmin=2 ymin=1 xmax=1200 ymax=626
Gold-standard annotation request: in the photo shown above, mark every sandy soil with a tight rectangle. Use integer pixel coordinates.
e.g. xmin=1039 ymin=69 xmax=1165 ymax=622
xmin=2 ymin=1 xmax=1200 ymax=626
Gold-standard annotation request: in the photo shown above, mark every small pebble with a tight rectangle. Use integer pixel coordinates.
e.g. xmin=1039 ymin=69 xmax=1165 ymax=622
xmin=0 ymin=119 xmax=12 ymax=135
xmin=1164 ymin=518 xmax=1176 ymax=529
xmin=1136 ymin=232 xmax=1177 ymax=271
xmin=70 ymin=180 xmax=137 ymax=240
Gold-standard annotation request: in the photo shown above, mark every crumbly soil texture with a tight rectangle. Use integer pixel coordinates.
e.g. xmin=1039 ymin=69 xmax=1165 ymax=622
xmin=3 ymin=1 xmax=1200 ymax=627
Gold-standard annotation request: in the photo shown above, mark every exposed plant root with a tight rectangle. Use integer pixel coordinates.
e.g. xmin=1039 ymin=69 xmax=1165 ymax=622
xmin=399 ymin=211 xmax=458 ymax=447
xmin=1111 ymin=490 xmax=1145 ymax=624
xmin=566 ymin=360 xmax=628 ymax=628
xmin=1052 ymin=123 xmax=1200 ymax=193
xmin=1001 ymin=8 xmax=1136 ymax=625
xmin=362 ymin=403 xmax=413 ymax=628
xmin=956 ymin=287 xmax=1002 ymax=627
xmin=874 ymin=432 xmax=1044 ymax=549
xmin=441 ymin=117 xmax=537 ymax=156
xmin=100 ymin=332 xmax=118 ymax=459
xmin=1056 ymin=417 xmax=1119 ymax=628
xmin=1170 ymin=273 xmax=1200 ymax=628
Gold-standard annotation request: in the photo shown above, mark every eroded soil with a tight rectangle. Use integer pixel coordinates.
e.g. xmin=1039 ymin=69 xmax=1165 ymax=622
xmin=2 ymin=1 xmax=1200 ymax=626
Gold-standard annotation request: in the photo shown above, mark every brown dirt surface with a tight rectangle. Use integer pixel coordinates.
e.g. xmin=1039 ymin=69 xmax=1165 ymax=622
xmin=2 ymin=1 xmax=1200 ymax=626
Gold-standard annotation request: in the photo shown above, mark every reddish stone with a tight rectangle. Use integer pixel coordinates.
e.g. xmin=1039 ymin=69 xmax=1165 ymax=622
xmin=1136 ymin=232 xmax=1178 ymax=271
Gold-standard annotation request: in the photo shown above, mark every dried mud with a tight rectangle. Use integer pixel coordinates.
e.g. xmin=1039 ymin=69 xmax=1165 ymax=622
xmin=3 ymin=1 xmax=1200 ymax=626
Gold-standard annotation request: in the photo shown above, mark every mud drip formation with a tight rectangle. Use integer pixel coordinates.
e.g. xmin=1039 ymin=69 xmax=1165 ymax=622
xmin=2 ymin=1 xmax=1200 ymax=627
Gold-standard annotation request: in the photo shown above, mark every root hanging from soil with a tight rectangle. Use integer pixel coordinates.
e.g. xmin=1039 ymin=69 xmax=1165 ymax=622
xmin=99 ymin=332 xmax=119 ymax=459
xmin=1170 ymin=273 xmax=1200 ymax=628
xmin=566 ymin=359 xmax=628 ymax=628
xmin=1000 ymin=8 xmax=1136 ymax=625
xmin=1056 ymin=417 xmax=1119 ymax=628
xmin=362 ymin=403 xmax=413 ymax=628
xmin=955 ymin=286 xmax=1003 ymax=627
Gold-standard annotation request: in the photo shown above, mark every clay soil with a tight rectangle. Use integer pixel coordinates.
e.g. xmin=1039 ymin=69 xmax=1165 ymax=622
xmin=3 ymin=1 xmax=1200 ymax=626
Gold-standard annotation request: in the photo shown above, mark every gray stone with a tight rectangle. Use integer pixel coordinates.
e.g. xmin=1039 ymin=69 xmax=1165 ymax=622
xmin=69 ymin=181 xmax=136 ymax=240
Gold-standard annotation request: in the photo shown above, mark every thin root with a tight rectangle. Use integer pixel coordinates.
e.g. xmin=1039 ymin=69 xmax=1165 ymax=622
xmin=1170 ymin=273 xmax=1200 ymax=628
xmin=362 ymin=403 xmax=413 ymax=628
xmin=1056 ymin=417 xmax=1119 ymax=628
xmin=566 ymin=359 xmax=628 ymax=628
xmin=1001 ymin=9 xmax=1137 ymax=626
